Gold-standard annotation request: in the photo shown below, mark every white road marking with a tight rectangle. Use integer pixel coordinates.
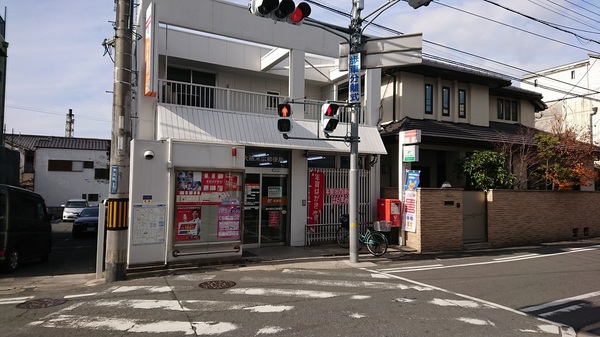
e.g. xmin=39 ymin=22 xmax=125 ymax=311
xmin=456 ymin=317 xmax=495 ymax=326
xmin=363 ymin=267 xmax=576 ymax=337
xmin=256 ymin=326 xmax=290 ymax=335
xmin=350 ymin=313 xmax=366 ymax=318
xmin=350 ymin=295 xmax=370 ymax=300
xmin=0 ymin=296 xmax=34 ymax=305
xmin=521 ymin=290 xmax=600 ymax=312
xmin=240 ymin=276 xmax=432 ymax=291
xmin=539 ymin=304 xmax=587 ymax=318
xmin=110 ymin=285 xmax=173 ymax=293
xmin=93 ymin=299 xmax=291 ymax=312
xmin=226 ymin=287 xmax=347 ymax=298
xmin=244 ymin=305 xmax=293 ymax=313
xmin=378 ymin=244 xmax=600 ymax=274
xmin=430 ymin=298 xmax=483 ymax=309
xmin=29 ymin=314 xmax=239 ymax=335
xmin=64 ymin=293 xmax=98 ymax=299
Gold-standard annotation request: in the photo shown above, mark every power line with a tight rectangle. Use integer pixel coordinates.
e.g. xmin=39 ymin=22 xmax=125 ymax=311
xmin=483 ymin=0 xmax=600 ymax=45
xmin=305 ymin=0 xmax=600 ymax=101
xmin=6 ymin=105 xmax=111 ymax=123
xmin=528 ymin=0 xmax=600 ymax=31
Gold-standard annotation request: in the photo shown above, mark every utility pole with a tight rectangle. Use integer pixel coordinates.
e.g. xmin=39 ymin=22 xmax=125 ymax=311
xmin=348 ymin=0 xmax=363 ymax=263
xmin=106 ymin=0 xmax=133 ymax=282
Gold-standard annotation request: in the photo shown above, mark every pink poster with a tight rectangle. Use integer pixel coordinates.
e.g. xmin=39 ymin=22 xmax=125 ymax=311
xmin=307 ymin=171 xmax=324 ymax=225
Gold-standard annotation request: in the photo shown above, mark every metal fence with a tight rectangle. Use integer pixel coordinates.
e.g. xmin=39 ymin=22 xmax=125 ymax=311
xmin=157 ymin=79 xmax=364 ymax=124
xmin=305 ymin=168 xmax=372 ymax=245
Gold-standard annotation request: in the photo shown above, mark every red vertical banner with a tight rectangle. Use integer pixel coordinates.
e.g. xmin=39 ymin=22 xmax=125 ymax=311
xmin=307 ymin=171 xmax=325 ymax=226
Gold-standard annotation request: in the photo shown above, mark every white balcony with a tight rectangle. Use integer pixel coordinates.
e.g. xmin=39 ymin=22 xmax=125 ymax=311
xmin=158 ymin=79 xmax=363 ymax=124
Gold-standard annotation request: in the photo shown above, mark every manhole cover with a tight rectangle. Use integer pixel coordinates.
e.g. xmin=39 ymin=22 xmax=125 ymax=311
xmin=16 ymin=298 xmax=68 ymax=309
xmin=199 ymin=280 xmax=236 ymax=289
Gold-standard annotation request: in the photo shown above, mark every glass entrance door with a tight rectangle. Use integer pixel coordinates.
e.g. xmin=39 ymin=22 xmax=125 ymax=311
xmin=243 ymin=173 xmax=288 ymax=246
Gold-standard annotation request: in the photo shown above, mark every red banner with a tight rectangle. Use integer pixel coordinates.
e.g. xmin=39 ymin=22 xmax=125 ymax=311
xmin=307 ymin=171 xmax=325 ymax=225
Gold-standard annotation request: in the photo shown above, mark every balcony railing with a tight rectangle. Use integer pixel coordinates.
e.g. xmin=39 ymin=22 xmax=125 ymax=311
xmin=158 ymin=79 xmax=363 ymax=124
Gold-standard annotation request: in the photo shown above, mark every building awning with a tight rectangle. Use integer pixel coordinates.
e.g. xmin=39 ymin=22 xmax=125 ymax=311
xmin=157 ymin=105 xmax=387 ymax=155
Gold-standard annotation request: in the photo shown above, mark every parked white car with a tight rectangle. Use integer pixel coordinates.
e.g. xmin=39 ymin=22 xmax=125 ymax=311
xmin=61 ymin=199 xmax=89 ymax=222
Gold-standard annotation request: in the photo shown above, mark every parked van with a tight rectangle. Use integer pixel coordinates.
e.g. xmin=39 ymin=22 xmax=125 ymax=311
xmin=0 ymin=184 xmax=52 ymax=272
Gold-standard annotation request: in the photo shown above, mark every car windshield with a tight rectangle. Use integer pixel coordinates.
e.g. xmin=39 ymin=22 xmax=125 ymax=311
xmin=78 ymin=208 xmax=98 ymax=217
xmin=66 ymin=201 xmax=88 ymax=208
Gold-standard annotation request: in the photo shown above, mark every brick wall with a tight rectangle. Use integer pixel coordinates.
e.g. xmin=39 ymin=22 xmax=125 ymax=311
xmin=487 ymin=190 xmax=600 ymax=247
xmin=380 ymin=187 xmax=600 ymax=253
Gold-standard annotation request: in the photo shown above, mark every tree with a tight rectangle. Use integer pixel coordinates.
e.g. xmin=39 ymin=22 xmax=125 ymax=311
xmin=495 ymin=127 xmax=542 ymax=189
xmin=534 ymin=115 xmax=598 ymax=190
xmin=458 ymin=150 xmax=515 ymax=191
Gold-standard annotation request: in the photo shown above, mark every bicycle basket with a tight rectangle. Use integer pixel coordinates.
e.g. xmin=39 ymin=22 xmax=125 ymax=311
xmin=373 ymin=220 xmax=391 ymax=232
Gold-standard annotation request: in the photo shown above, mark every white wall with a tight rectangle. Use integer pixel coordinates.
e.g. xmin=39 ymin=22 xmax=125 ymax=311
xmin=34 ymin=148 xmax=109 ymax=208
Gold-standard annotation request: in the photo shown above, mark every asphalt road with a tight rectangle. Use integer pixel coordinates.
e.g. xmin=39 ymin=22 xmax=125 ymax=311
xmin=373 ymin=243 xmax=600 ymax=336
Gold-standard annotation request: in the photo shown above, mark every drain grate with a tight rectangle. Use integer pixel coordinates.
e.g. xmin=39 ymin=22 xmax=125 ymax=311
xmin=199 ymin=280 xmax=236 ymax=289
xmin=16 ymin=298 xmax=68 ymax=309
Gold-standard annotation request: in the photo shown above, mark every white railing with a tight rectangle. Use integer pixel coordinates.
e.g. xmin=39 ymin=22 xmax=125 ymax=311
xmin=157 ymin=79 xmax=363 ymax=123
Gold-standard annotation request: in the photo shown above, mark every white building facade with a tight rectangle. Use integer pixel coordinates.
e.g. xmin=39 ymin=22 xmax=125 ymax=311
xmin=128 ymin=0 xmax=386 ymax=266
xmin=522 ymin=54 xmax=600 ymax=145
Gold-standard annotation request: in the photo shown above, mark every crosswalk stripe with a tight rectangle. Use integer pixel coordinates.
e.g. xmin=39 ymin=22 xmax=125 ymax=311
xmin=92 ymin=299 xmax=293 ymax=313
xmin=225 ymin=287 xmax=348 ymax=298
xmin=30 ymin=314 xmax=238 ymax=335
xmin=239 ymin=276 xmax=433 ymax=291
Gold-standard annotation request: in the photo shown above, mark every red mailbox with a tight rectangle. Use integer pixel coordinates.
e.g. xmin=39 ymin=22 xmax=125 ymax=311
xmin=377 ymin=198 xmax=402 ymax=227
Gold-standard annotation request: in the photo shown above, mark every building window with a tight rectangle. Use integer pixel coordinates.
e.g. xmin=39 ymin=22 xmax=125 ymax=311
xmin=83 ymin=161 xmax=94 ymax=169
xmin=497 ymin=98 xmax=519 ymax=121
xmin=497 ymin=99 xmax=504 ymax=119
xmin=442 ymin=86 xmax=450 ymax=116
xmin=166 ymin=67 xmax=216 ymax=108
xmin=458 ymin=89 xmax=466 ymax=118
xmin=72 ymin=161 xmax=84 ymax=172
xmin=94 ymin=168 xmax=109 ymax=180
xmin=48 ymin=160 xmax=72 ymax=171
xmin=571 ymin=70 xmax=575 ymax=80
xmin=87 ymin=194 xmax=99 ymax=202
xmin=266 ymin=91 xmax=279 ymax=109
xmin=425 ymin=84 xmax=433 ymax=115
xmin=511 ymin=100 xmax=519 ymax=121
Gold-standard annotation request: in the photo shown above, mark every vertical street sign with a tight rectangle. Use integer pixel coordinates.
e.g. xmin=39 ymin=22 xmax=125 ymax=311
xmin=349 ymin=53 xmax=361 ymax=103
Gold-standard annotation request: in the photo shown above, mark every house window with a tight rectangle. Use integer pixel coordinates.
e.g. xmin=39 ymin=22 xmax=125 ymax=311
xmin=267 ymin=91 xmax=279 ymax=109
xmin=72 ymin=161 xmax=84 ymax=172
xmin=94 ymin=168 xmax=109 ymax=180
xmin=442 ymin=86 xmax=450 ymax=116
xmin=497 ymin=99 xmax=504 ymax=119
xmin=48 ymin=160 xmax=72 ymax=172
xmin=83 ymin=161 xmax=94 ymax=169
xmin=497 ymin=98 xmax=519 ymax=121
xmin=458 ymin=89 xmax=466 ymax=118
xmin=511 ymin=100 xmax=519 ymax=121
xmin=87 ymin=194 xmax=99 ymax=202
xmin=571 ymin=70 xmax=575 ymax=80
xmin=425 ymin=84 xmax=433 ymax=114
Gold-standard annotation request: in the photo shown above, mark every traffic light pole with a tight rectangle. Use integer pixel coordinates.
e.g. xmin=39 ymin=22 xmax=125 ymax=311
xmin=348 ymin=0 xmax=363 ymax=263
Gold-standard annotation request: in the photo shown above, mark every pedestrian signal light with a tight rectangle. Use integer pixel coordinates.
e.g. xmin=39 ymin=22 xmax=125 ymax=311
xmin=321 ymin=103 xmax=340 ymax=134
xmin=277 ymin=103 xmax=293 ymax=134
xmin=278 ymin=103 xmax=292 ymax=117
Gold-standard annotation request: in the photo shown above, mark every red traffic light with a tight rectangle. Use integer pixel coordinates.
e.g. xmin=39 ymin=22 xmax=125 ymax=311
xmin=324 ymin=103 xmax=339 ymax=116
xmin=289 ymin=2 xmax=311 ymax=25
xmin=278 ymin=103 xmax=292 ymax=118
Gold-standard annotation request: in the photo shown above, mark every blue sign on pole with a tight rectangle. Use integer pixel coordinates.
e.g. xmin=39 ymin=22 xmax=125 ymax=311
xmin=111 ymin=165 xmax=118 ymax=194
xmin=349 ymin=53 xmax=361 ymax=103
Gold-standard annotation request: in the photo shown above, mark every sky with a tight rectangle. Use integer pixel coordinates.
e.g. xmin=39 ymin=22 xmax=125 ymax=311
xmin=2 ymin=0 xmax=599 ymax=140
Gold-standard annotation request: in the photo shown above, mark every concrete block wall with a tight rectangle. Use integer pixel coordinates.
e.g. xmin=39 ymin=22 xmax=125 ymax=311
xmin=487 ymin=190 xmax=600 ymax=247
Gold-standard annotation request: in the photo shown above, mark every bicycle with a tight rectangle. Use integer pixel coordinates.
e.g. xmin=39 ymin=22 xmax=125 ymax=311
xmin=336 ymin=214 xmax=388 ymax=256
